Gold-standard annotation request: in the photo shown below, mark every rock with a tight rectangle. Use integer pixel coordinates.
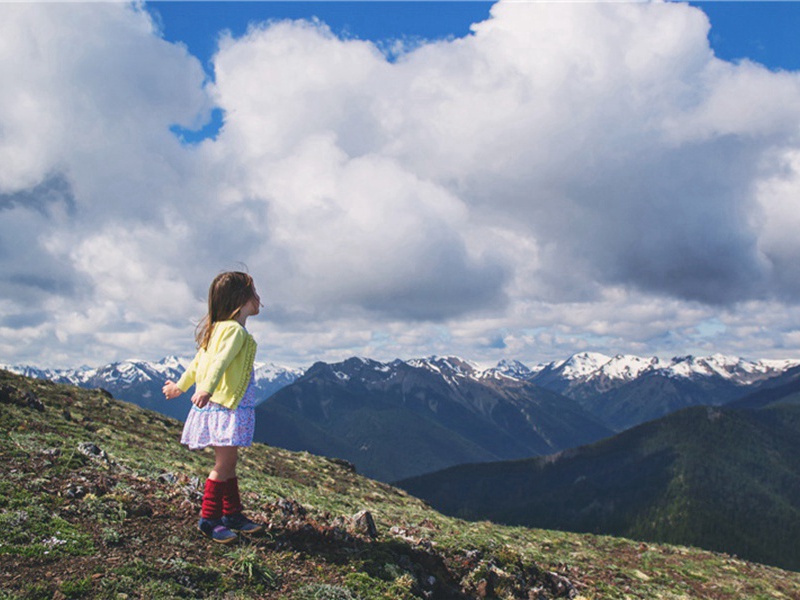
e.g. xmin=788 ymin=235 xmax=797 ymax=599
xmin=545 ymin=571 xmax=577 ymax=598
xmin=276 ymin=498 xmax=307 ymax=518
xmin=465 ymin=549 xmax=482 ymax=562
xmin=77 ymin=441 xmax=114 ymax=464
xmin=157 ymin=472 xmax=179 ymax=485
xmin=64 ymin=484 xmax=86 ymax=499
xmin=23 ymin=390 xmax=44 ymax=411
xmin=351 ymin=510 xmax=378 ymax=538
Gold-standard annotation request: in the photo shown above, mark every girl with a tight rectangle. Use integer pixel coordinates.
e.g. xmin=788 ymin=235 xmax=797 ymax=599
xmin=162 ymin=271 xmax=264 ymax=544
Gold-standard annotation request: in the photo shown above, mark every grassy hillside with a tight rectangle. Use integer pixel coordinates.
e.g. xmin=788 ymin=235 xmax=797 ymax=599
xmin=400 ymin=402 xmax=800 ymax=573
xmin=2 ymin=369 xmax=800 ymax=599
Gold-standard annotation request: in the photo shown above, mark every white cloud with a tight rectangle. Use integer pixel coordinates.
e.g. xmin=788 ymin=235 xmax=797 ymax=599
xmin=3 ymin=1 xmax=800 ymax=368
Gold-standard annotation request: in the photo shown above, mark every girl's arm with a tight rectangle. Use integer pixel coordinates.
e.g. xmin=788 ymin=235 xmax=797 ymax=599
xmin=162 ymin=380 xmax=183 ymax=400
xmin=164 ymin=350 xmax=201 ymax=400
xmin=176 ymin=351 xmax=201 ymax=392
xmin=191 ymin=390 xmax=212 ymax=408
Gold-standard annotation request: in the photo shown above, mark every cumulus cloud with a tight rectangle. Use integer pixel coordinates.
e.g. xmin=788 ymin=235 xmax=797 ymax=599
xmin=3 ymin=0 xmax=800 ymax=367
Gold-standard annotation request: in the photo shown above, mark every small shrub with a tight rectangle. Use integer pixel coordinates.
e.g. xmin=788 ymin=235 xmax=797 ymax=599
xmin=343 ymin=572 xmax=416 ymax=600
xmin=101 ymin=527 xmax=122 ymax=546
xmin=225 ymin=545 xmax=281 ymax=589
xmin=59 ymin=576 xmax=92 ymax=598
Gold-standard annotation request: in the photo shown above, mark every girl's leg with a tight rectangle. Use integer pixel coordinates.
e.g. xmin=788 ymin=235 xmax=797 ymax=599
xmin=210 ymin=446 xmax=238 ymax=481
xmin=214 ymin=446 xmax=263 ymax=533
xmin=198 ymin=446 xmax=240 ymax=543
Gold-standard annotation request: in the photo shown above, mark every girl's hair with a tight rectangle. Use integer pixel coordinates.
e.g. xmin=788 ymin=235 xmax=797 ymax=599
xmin=195 ymin=271 xmax=258 ymax=350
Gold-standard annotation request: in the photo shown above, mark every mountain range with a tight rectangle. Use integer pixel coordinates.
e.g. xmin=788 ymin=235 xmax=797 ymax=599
xmin=5 ymin=352 xmax=799 ymax=481
xmin=253 ymin=356 xmax=612 ymax=481
xmin=248 ymin=352 xmax=800 ymax=480
xmin=527 ymin=352 xmax=800 ymax=431
xmin=0 ymin=356 xmax=303 ymax=422
xmin=398 ymin=369 xmax=800 ymax=572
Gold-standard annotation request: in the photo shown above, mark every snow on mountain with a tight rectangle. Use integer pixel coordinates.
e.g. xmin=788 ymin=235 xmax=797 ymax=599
xmin=587 ymin=355 xmax=667 ymax=382
xmin=407 ymin=356 xmax=483 ymax=382
xmin=550 ymin=352 xmax=613 ymax=380
xmin=254 ymin=362 xmax=305 ymax=387
xmin=299 ymin=352 xmax=800 ymax=391
xmin=490 ymin=359 xmax=534 ymax=380
xmin=5 ymin=352 xmax=799 ymax=406
xmin=662 ymin=354 xmax=799 ymax=384
xmin=1 ymin=357 xmax=305 ymax=412
xmin=526 ymin=352 xmax=800 ymax=387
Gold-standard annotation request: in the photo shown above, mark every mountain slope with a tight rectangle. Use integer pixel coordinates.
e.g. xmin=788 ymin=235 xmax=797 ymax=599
xmin=255 ymin=357 xmax=612 ymax=482
xmin=400 ymin=393 xmax=800 ymax=572
xmin=3 ymin=368 xmax=800 ymax=599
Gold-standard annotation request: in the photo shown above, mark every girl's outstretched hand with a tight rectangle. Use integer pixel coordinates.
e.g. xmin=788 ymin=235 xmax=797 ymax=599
xmin=191 ymin=390 xmax=212 ymax=409
xmin=162 ymin=380 xmax=182 ymax=400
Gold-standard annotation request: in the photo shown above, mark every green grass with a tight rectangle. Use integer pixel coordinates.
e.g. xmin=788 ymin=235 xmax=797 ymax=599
xmin=2 ymin=369 xmax=800 ymax=599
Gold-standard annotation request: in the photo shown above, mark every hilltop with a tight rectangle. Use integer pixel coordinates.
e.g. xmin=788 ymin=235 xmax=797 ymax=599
xmin=2 ymin=369 xmax=800 ymax=599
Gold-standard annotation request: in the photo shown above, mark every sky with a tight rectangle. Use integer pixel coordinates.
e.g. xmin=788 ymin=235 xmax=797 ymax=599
xmin=3 ymin=1 xmax=800 ymax=369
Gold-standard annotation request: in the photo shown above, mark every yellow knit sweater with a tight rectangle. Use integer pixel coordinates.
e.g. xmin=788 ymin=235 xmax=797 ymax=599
xmin=176 ymin=320 xmax=257 ymax=410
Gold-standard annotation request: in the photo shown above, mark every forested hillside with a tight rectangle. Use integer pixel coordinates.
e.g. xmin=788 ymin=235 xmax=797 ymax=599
xmin=401 ymin=398 xmax=800 ymax=572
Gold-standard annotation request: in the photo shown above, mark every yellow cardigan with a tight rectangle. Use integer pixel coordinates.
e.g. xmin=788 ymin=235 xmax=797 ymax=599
xmin=176 ymin=320 xmax=257 ymax=410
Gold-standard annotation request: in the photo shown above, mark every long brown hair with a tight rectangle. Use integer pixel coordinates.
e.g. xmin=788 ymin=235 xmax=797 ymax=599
xmin=195 ymin=271 xmax=258 ymax=350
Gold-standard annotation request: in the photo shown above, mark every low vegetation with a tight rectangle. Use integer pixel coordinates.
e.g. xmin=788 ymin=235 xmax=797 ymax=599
xmin=1 ymin=369 xmax=799 ymax=599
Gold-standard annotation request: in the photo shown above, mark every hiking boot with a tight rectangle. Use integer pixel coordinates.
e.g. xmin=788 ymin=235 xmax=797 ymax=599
xmin=198 ymin=518 xmax=237 ymax=544
xmin=222 ymin=512 xmax=263 ymax=534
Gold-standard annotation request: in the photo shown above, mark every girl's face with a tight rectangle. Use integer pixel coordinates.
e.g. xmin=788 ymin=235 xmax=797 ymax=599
xmin=243 ymin=289 xmax=261 ymax=318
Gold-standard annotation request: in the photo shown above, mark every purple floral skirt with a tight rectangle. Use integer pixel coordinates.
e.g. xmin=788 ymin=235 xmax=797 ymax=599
xmin=181 ymin=375 xmax=257 ymax=449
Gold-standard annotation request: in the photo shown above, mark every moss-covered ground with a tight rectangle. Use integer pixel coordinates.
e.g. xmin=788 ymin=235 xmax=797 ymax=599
xmin=1 ymin=369 xmax=798 ymax=599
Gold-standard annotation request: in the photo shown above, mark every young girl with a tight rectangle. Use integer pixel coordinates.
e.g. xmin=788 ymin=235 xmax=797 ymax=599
xmin=162 ymin=271 xmax=263 ymax=544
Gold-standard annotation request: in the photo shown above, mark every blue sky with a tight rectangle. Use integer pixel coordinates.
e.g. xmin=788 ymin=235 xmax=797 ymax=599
xmin=694 ymin=1 xmax=800 ymax=70
xmin=152 ymin=2 xmax=498 ymax=142
xmin=152 ymin=1 xmax=800 ymax=143
xmin=5 ymin=1 xmax=800 ymax=368
xmin=149 ymin=2 xmax=800 ymax=72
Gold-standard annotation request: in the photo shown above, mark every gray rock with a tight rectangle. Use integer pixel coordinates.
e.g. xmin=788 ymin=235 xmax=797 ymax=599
xmin=351 ymin=509 xmax=378 ymax=538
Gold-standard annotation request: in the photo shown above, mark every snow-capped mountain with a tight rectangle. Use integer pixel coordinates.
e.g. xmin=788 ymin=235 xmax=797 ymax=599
xmin=660 ymin=354 xmax=799 ymax=383
xmin=5 ymin=351 xmax=799 ymax=434
xmin=523 ymin=352 xmax=800 ymax=431
xmin=489 ymin=359 xmax=536 ymax=380
xmin=256 ymin=355 xmax=612 ymax=482
xmin=392 ymin=352 xmax=800 ymax=433
xmin=526 ymin=352 xmax=800 ymax=390
xmin=1 ymin=357 xmax=304 ymax=422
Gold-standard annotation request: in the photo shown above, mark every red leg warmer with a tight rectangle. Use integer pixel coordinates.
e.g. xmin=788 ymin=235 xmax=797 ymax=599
xmin=223 ymin=477 xmax=244 ymax=516
xmin=200 ymin=478 xmax=226 ymax=520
